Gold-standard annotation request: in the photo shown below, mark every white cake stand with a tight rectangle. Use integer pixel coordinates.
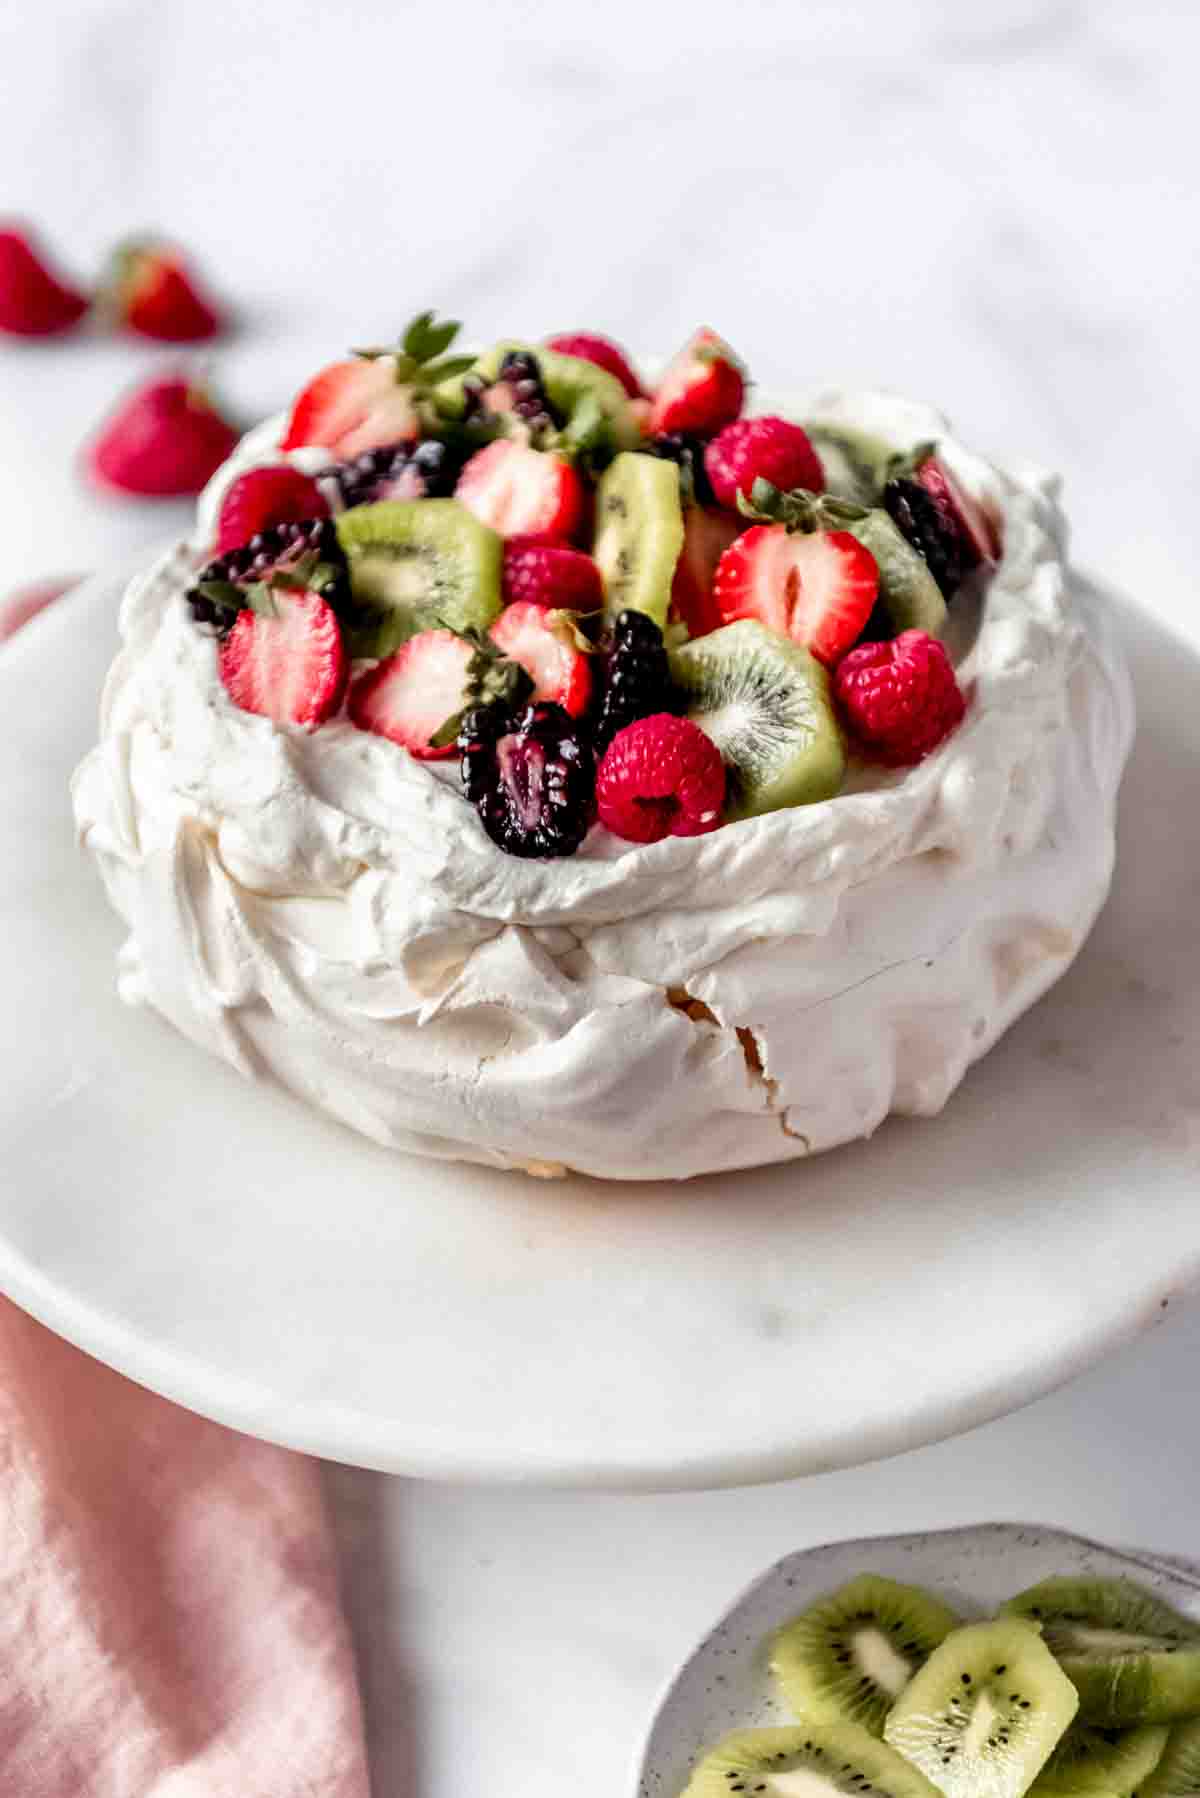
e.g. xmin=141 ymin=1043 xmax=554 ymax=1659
xmin=0 ymin=574 xmax=1196 ymax=1489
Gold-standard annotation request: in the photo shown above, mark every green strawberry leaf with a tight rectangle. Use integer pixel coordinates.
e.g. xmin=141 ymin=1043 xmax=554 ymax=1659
xmin=245 ymin=581 xmax=280 ymax=619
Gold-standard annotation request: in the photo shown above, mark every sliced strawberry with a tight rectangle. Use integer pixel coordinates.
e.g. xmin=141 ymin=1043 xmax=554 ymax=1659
xmin=489 ymin=602 xmax=592 ymax=717
xmin=454 ymin=440 xmax=584 ymax=541
xmin=713 ymin=525 xmax=878 ymax=667
xmin=349 ymin=629 xmax=476 ymax=759
xmin=215 ymin=467 xmax=328 ymax=554
xmin=544 ymin=332 xmax=643 ymax=398
xmin=87 ymin=375 xmax=239 ymax=498
xmin=281 ymin=357 xmax=420 ymax=458
xmin=0 ymin=224 xmax=89 ymax=337
xmin=670 ymin=506 xmax=744 ymax=639
xmin=219 ymin=587 xmax=347 ymax=728
xmin=501 ymin=538 xmax=603 ymax=611
xmin=918 ymin=454 xmax=1001 ymax=563
xmin=107 ymin=240 xmax=223 ymax=342
xmin=647 ymin=328 xmax=745 ymax=438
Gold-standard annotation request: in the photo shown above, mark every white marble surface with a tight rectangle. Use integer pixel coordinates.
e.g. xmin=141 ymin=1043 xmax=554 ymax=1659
xmin=4 ymin=2 xmax=1200 ymax=1794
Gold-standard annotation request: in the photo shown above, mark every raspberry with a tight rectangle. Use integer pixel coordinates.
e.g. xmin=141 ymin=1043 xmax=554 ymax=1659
xmin=834 ymin=630 xmax=966 ymax=767
xmin=594 ymin=609 xmax=674 ymax=754
xmin=596 ymin=713 xmax=726 ymax=843
xmin=501 ymin=538 xmax=603 ymax=610
xmin=704 ymin=416 xmax=823 ymax=511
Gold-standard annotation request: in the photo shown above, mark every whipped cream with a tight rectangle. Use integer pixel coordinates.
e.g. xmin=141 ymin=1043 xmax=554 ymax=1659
xmin=72 ymin=392 xmax=1134 ymax=1180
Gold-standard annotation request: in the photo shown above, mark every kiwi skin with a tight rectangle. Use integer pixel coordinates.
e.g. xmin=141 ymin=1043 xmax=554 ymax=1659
xmin=681 ymin=1720 xmax=944 ymax=1798
xmin=1135 ymin=1716 xmax=1200 ymax=1798
xmin=1001 ymin=1580 xmax=1200 ymax=1728
xmin=1029 ymin=1721 xmax=1169 ymax=1797
xmin=770 ymin=1573 xmax=961 ymax=1738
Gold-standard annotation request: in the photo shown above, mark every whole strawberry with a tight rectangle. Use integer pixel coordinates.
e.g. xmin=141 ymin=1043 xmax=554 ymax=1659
xmin=104 ymin=239 xmax=224 ymax=342
xmin=705 ymin=417 xmax=823 ymax=511
xmin=0 ymin=224 xmax=89 ymax=337
xmin=0 ymin=576 xmax=81 ymax=641
xmin=834 ymin=629 xmax=966 ymax=766
xmin=545 ymin=332 xmax=643 ymax=398
xmin=87 ymin=375 xmax=239 ymax=497
xmin=596 ymin=713 xmax=726 ymax=843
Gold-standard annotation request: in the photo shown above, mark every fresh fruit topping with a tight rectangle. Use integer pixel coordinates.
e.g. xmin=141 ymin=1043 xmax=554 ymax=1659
xmin=333 ymin=439 xmax=457 ymax=509
xmin=916 ymin=450 xmax=1000 ymax=563
xmin=454 ymin=439 xmax=584 ymax=541
xmin=283 ymin=311 xmax=472 ymax=458
xmin=436 ymin=340 xmax=642 ymax=457
xmin=882 ymin=477 xmax=976 ymax=599
xmin=647 ymin=327 xmax=746 ymax=438
xmin=218 ymin=587 xmax=347 ymax=728
xmin=467 ymin=349 xmax=559 ymax=437
xmin=645 ymin=431 xmax=715 ymax=505
xmin=714 ymin=524 xmax=878 ymax=666
xmin=594 ymin=608 xmax=674 ymax=755
xmin=884 ymin=1619 xmax=1080 ymax=1798
xmin=350 ymin=629 xmax=483 ymax=760
xmin=593 ymin=451 xmax=685 ymax=628
xmin=489 ymin=601 xmax=592 ymax=717
xmin=104 ymin=239 xmax=223 ymax=342
xmin=834 ymin=629 xmax=965 ymax=766
xmin=681 ymin=1721 xmax=940 ymax=1798
xmin=214 ymin=467 xmax=329 ymax=555
xmin=460 ymin=700 xmax=595 ymax=858
xmin=705 ymin=415 xmax=824 ymax=510
xmin=770 ymin=1574 xmax=960 ymax=1738
xmin=669 ymin=504 xmax=743 ymax=639
xmin=670 ymin=620 xmax=845 ymax=819
xmin=544 ymin=332 xmax=643 ymax=399
xmin=87 ymin=375 xmax=239 ymax=498
xmin=0 ymin=576 xmax=80 ymax=641
xmin=335 ymin=498 xmax=502 ymax=657
xmin=501 ymin=537 xmax=603 ymax=611
xmin=0 ymin=224 xmax=89 ymax=337
xmin=190 ymin=517 xmax=348 ymax=638
xmin=805 ymin=423 xmax=893 ymax=505
xmin=596 ymin=713 xmax=724 ymax=843
xmin=1001 ymin=1578 xmax=1200 ymax=1726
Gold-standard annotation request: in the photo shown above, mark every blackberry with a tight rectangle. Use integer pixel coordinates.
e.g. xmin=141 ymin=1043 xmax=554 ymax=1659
xmin=646 ymin=431 xmax=714 ymax=506
xmin=882 ymin=476 xmax=971 ymax=598
xmin=187 ymin=516 xmax=350 ymax=638
xmin=463 ymin=350 xmax=559 ymax=439
xmin=460 ymin=700 xmax=595 ymax=859
xmin=594 ymin=609 xmax=675 ymax=755
xmin=334 ymin=438 xmax=457 ymax=510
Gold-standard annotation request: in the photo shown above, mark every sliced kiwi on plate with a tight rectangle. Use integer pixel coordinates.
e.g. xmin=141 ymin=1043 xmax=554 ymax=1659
xmin=1135 ymin=1717 xmax=1200 ymax=1796
xmin=771 ymin=1574 xmax=961 ymax=1737
xmin=1001 ymin=1580 xmax=1200 ymax=1727
xmin=669 ymin=620 xmax=845 ymax=820
xmin=433 ymin=338 xmax=641 ymax=454
xmin=805 ymin=424 xmax=894 ymax=506
xmin=335 ymin=499 xmax=502 ymax=658
xmin=1029 ymin=1721 xmax=1169 ymax=1796
xmin=594 ymin=451 xmax=685 ymax=629
xmin=682 ymin=1721 xmax=941 ymax=1798
xmin=883 ymin=1618 xmax=1080 ymax=1798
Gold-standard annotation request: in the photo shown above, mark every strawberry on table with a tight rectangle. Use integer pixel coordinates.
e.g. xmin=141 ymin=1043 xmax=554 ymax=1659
xmin=214 ymin=467 xmax=329 ymax=555
xmin=349 ymin=629 xmax=479 ymax=759
xmin=86 ymin=375 xmax=240 ymax=498
xmin=104 ymin=239 xmax=224 ymax=342
xmin=713 ymin=525 xmax=878 ymax=667
xmin=489 ymin=601 xmax=593 ymax=717
xmin=501 ymin=538 xmax=603 ymax=611
xmin=219 ymin=587 xmax=347 ymax=728
xmin=647 ymin=328 xmax=745 ymax=438
xmin=0 ymin=223 xmax=89 ymax=337
xmin=0 ymin=577 xmax=82 ymax=642
xmin=455 ymin=440 xmax=584 ymax=541
xmin=704 ymin=416 xmax=824 ymax=511
xmin=544 ymin=332 xmax=643 ymax=398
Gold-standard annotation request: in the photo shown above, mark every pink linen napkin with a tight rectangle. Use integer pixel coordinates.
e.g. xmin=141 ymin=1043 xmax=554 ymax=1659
xmin=0 ymin=584 xmax=370 ymax=1794
xmin=0 ymin=1297 xmax=371 ymax=1798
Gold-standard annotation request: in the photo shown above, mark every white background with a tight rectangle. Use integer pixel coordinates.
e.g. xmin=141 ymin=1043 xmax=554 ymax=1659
xmin=2 ymin=3 xmax=1199 ymax=1794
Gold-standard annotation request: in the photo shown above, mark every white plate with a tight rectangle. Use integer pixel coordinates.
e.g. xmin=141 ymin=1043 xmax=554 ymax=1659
xmin=635 ymin=1522 xmax=1200 ymax=1798
xmin=1 ymin=575 xmax=1198 ymax=1488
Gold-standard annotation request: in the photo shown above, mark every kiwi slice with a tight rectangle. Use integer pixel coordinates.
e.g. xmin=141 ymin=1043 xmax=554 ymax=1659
xmin=805 ymin=424 xmax=894 ymax=506
xmin=1001 ymin=1581 xmax=1200 ymax=1728
xmin=594 ymin=451 xmax=685 ymax=629
xmin=669 ymin=620 xmax=845 ymax=820
xmin=682 ymin=1721 xmax=942 ymax=1798
xmin=335 ymin=499 xmax=502 ymax=658
xmin=1029 ymin=1721 xmax=1169 ymax=1796
xmin=883 ymin=1619 xmax=1080 ymax=1798
xmin=771 ymin=1574 xmax=961 ymax=1737
xmin=1136 ymin=1718 xmax=1200 ymax=1796
xmin=434 ymin=339 xmax=641 ymax=454
xmin=842 ymin=509 xmax=947 ymax=639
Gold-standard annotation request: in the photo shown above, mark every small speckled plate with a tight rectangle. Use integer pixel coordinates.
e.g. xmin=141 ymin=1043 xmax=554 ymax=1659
xmin=634 ymin=1523 xmax=1200 ymax=1797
